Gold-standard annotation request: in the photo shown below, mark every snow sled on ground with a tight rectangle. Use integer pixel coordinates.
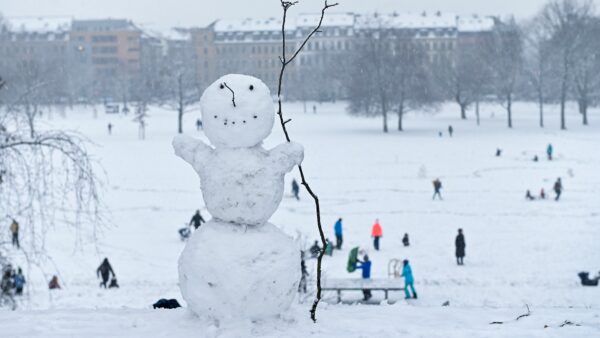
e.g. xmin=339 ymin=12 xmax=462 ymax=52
xmin=578 ymin=272 xmax=600 ymax=286
xmin=347 ymin=247 xmax=360 ymax=272
xmin=178 ymin=227 xmax=191 ymax=241
xmin=153 ymin=298 xmax=181 ymax=309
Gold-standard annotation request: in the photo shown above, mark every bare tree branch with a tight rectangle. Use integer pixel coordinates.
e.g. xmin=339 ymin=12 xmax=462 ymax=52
xmin=277 ymin=0 xmax=337 ymax=323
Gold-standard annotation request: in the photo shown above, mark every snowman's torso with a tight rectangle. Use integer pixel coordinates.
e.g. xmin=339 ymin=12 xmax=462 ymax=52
xmin=199 ymin=146 xmax=284 ymax=226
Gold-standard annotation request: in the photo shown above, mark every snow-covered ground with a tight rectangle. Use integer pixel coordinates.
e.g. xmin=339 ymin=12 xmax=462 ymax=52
xmin=1 ymin=101 xmax=599 ymax=337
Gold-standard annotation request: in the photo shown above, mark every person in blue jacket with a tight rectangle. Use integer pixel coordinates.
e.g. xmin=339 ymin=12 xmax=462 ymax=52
xmin=547 ymin=143 xmax=553 ymax=161
xmin=13 ymin=267 xmax=25 ymax=296
xmin=356 ymin=255 xmax=372 ymax=301
xmin=401 ymin=259 xmax=417 ymax=299
xmin=334 ymin=218 xmax=343 ymax=250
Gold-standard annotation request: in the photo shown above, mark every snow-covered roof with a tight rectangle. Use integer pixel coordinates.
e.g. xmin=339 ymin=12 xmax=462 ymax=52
xmin=296 ymin=13 xmax=355 ymax=28
xmin=215 ymin=18 xmax=288 ymax=33
xmin=457 ymin=16 xmax=495 ymax=32
xmin=356 ymin=12 xmax=458 ymax=30
xmin=7 ymin=16 xmax=72 ymax=33
xmin=138 ymin=23 xmax=191 ymax=41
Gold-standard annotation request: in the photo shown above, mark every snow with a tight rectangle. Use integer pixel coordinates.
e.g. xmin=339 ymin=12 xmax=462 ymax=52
xmin=1 ymin=101 xmax=599 ymax=337
xmin=6 ymin=16 xmax=72 ymax=33
xmin=458 ymin=15 xmax=495 ymax=32
xmin=179 ymin=220 xmax=299 ymax=322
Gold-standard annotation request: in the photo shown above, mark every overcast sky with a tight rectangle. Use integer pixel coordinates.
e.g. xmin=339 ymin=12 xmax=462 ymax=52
xmin=0 ymin=0 xmax=596 ymax=29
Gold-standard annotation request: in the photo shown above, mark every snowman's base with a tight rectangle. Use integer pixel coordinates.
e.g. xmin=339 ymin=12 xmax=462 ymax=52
xmin=179 ymin=220 xmax=300 ymax=322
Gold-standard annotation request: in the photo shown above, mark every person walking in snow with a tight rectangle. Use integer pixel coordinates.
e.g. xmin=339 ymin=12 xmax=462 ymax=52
xmin=13 ymin=268 xmax=25 ymax=296
xmin=356 ymin=255 xmax=372 ymax=301
xmin=196 ymin=118 xmax=203 ymax=131
xmin=402 ymin=233 xmax=410 ymax=247
xmin=371 ymin=219 xmax=383 ymax=251
xmin=9 ymin=219 xmax=19 ymax=249
xmin=448 ymin=125 xmax=454 ymax=137
xmin=432 ymin=179 xmax=443 ymax=200
xmin=554 ymin=178 xmax=563 ymax=201
xmin=298 ymin=251 xmax=308 ymax=293
xmin=547 ymin=143 xmax=553 ymax=161
xmin=324 ymin=238 xmax=334 ymax=256
xmin=540 ymin=188 xmax=546 ymax=200
xmin=455 ymin=229 xmax=466 ymax=265
xmin=97 ymin=258 xmax=116 ymax=289
xmin=107 ymin=123 xmax=113 ymax=135
xmin=309 ymin=240 xmax=321 ymax=258
xmin=401 ymin=259 xmax=417 ymax=299
xmin=189 ymin=210 xmax=206 ymax=230
xmin=525 ymin=190 xmax=535 ymax=201
xmin=291 ymin=179 xmax=300 ymax=200
xmin=334 ymin=218 xmax=343 ymax=250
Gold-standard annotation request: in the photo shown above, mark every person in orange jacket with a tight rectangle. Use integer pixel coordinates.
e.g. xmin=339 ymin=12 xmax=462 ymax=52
xmin=371 ymin=219 xmax=383 ymax=251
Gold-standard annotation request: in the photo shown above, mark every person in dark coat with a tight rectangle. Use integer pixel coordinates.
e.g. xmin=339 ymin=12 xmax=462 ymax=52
xmin=107 ymin=123 xmax=113 ymax=135
xmin=334 ymin=218 xmax=343 ymax=250
xmin=291 ymin=179 xmax=300 ymax=200
xmin=309 ymin=240 xmax=321 ymax=258
xmin=448 ymin=125 xmax=454 ymax=137
xmin=402 ymin=233 xmax=410 ymax=247
xmin=189 ymin=210 xmax=206 ymax=229
xmin=455 ymin=229 xmax=466 ymax=265
xmin=554 ymin=178 xmax=563 ymax=201
xmin=196 ymin=118 xmax=203 ymax=131
xmin=298 ymin=251 xmax=309 ymax=293
xmin=432 ymin=179 xmax=443 ymax=200
xmin=495 ymin=148 xmax=502 ymax=157
xmin=97 ymin=258 xmax=116 ymax=288
xmin=9 ymin=219 xmax=19 ymax=249
xmin=525 ymin=190 xmax=535 ymax=201
xmin=48 ymin=275 xmax=61 ymax=289
xmin=540 ymin=188 xmax=546 ymax=200
xmin=355 ymin=255 xmax=372 ymax=301
xmin=13 ymin=268 xmax=25 ymax=295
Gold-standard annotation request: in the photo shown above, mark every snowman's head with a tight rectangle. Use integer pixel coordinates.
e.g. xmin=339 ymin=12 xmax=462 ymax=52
xmin=201 ymin=74 xmax=275 ymax=148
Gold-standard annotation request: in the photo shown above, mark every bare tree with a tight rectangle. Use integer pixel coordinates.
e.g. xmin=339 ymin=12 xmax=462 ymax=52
xmin=162 ymin=61 xmax=199 ymax=134
xmin=485 ymin=18 xmax=524 ymax=128
xmin=572 ymin=16 xmax=600 ymax=126
xmin=539 ymin=0 xmax=595 ymax=130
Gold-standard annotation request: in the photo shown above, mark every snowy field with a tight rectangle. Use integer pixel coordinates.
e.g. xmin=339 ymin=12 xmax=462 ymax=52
xmin=1 ymin=101 xmax=599 ymax=337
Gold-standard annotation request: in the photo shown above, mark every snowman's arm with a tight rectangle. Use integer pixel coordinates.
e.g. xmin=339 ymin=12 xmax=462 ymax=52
xmin=172 ymin=135 xmax=213 ymax=170
xmin=269 ymin=142 xmax=304 ymax=173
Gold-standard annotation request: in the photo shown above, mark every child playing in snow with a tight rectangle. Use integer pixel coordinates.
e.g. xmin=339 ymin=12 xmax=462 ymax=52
xmin=401 ymin=260 xmax=417 ymax=299
xmin=355 ymin=255 xmax=372 ymax=301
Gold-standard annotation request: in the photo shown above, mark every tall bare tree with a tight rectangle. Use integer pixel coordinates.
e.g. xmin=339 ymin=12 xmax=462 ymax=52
xmin=572 ymin=16 xmax=600 ymax=126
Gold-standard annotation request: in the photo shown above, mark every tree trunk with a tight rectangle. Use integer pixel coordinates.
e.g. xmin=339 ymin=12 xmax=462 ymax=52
xmin=560 ymin=54 xmax=568 ymax=130
xmin=178 ymin=106 xmax=183 ymax=134
xmin=460 ymin=103 xmax=467 ymax=120
xmin=397 ymin=104 xmax=404 ymax=131
xmin=580 ymin=99 xmax=588 ymax=126
xmin=507 ymin=94 xmax=513 ymax=129
xmin=475 ymin=99 xmax=480 ymax=126
xmin=538 ymin=89 xmax=544 ymax=128
xmin=380 ymin=94 xmax=388 ymax=133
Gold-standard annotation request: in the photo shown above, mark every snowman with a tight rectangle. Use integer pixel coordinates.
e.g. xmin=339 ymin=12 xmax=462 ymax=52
xmin=172 ymin=74 xmax=303 ymax=323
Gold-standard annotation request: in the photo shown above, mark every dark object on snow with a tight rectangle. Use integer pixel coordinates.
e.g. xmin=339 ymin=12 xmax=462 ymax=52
xmin=48 ymin=275 xmax=61 ymax=290
xmin=153 ymin=298 xmax=181 ymax=309
xmin=554 ymin=178 xmax=563 ymax=201
xmin=402 ymin=233 xmax=410 ymax=247
xmin=540 ymin=189 xmax=546 ymax=200
xmin=547 ymin=143 xmax=553 ymax=161
xmin=97 ymin=258 xmax=116 ymax=288
xmin=442 ymin=300 xmax=450 ymax=307
xmin=496 ymin=149 xmax=502 ymax=157
xmin=179 ymin=227 xmax=191 ymax=241
xmin=109 ymin=277 xmax=119 ymax=288
xmin=309 ymin=241 xmax=321 ymax=258
xmin=525 ymin=190 xmax=535 ymax=201
xmin=334 ymin=218 xmax=343 ymax=249
xmin=533 ymin=155 xmax=539 ymax=162
xmin=432 ymin=179 xmax=443 ymax=200
xmin=189 ymin=210 xmax=205 ymax=229
xmin=455 ymin=229 xmax=466 ymax=265
xmin=448 ymin=125 xmax=454 ymax=137
xmin=578 ymin=272 xmax=599 ymax=286
xmin=291 ymin=179 xmax=300 ymax=200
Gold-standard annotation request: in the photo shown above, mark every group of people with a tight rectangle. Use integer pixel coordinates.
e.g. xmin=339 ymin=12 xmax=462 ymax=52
xmin=525 ymin=178 xmax=562 ymax=201
xmin=1 ymin=266 xmax=26 ymax=298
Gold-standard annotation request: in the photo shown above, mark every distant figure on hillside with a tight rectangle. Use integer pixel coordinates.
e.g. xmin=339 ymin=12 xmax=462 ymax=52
xmin=48 ymin=275 xmax=61 ymax=290
xmin=189 ymin=210 xmax=206 ymax=230
xmin=107 ymin=123 xmax=113 ymax=135
xmin=540 ymin=188 xmax=546 ymax=200
xmin=547 ymin=144 xmax=553 ymax=161
xmin=496 ymin=148 xmax=502 ymax=157
xmin=402 ymin=233 xmax=410 ymax=247
xmin=533 ymin=155 xmax=539 ymax=162
xmin=291 ymin=179 xmax=300 ymax=200
xmin=448 ymin=125 xmax=454 ymax=137
xmin=196 ymin=118 xmax=203 ymax=131
xmin=310 ymin=240 xmax=321 ymax=258
xmin=9 ymin=219 xmax=19 ymax=249
xmin=402 ymin=260 xmax=417 ymax=299
xmin=355 ymin=255 xmax=372 ymax=301
xmin=371 ymin=219 xmax=383 ymax=251
xmin=554 ymin=178 xmax=563 ymax=201
xmin=438 ymin=131 xmax=443 ymax=137
xmin=312 ymin=104 xmax=317 ymax=114
xmin=97 ymin=258 xmax=116 ymax=289
xmin=432 ymin=179 xmax=443 ymax=200
xmin=13 ymin=268 xmax=25 ymax=296
xmin=455 ymin=229 xmax=466 ymax=265
xmin=334 ymin=218 xmax=343 ymax=250
xmin=525 ymin=190 xmax=535 ymax=201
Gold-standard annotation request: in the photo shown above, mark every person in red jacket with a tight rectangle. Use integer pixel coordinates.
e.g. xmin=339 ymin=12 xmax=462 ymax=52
xmin=371 ymin=219 xmax=383 ymax=251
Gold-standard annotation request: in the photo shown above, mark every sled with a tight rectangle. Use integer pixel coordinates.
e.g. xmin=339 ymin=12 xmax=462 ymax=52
xmin=179 ymin=227 xmax=191 ymax=241
xmin=347 ymin=247 xmax=359 ymax=273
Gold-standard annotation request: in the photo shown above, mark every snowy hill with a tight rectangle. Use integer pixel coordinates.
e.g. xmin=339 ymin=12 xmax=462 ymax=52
xmin=1 ymin=102 xmax=599 ymax=337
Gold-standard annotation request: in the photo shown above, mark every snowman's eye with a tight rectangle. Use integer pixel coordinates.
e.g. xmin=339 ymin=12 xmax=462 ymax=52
xmin=249 ymin=85 xmax=254 ymax=91
xmin=219 ymin=84 xmax=225 ymax=89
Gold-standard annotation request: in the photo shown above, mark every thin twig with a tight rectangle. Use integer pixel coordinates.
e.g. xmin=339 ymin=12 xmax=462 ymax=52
xmin=277 ymin=0 xmax=338 ymax=323
xmin=490 ymin=304 xmax=531 ymax=325
xmin=222 ymin=82 xmax=237 ymax=107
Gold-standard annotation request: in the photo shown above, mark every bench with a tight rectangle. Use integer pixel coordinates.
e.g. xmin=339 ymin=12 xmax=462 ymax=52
xmin=322 ymin=278 xmax=405 ymax=303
